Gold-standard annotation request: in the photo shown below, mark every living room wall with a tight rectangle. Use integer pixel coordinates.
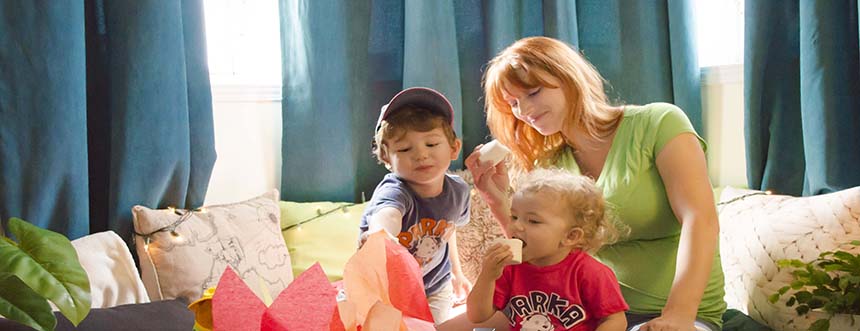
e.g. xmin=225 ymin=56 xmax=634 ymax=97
xmin=204 ymin=65 xmax=747 ymax=205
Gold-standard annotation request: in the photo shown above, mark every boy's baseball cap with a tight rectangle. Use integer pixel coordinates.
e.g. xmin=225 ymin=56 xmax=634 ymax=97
xmin=375 ymin=87 xmax=454 ymax=133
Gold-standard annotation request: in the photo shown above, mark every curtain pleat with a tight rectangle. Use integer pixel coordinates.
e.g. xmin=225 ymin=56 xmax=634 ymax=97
xmin=745 ymin=0 xmax=860 ymax=196
xmin=279 ymin=0 xmax=702 ymax=202
xmin=0 ymin=0 xmax=215 ymax=239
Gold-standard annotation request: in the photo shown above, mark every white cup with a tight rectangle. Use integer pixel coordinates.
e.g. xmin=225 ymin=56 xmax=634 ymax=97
xmin=492 ymin=238 xmax=523 ymax=264
xmin=478 ymin=140 xmax=510 ymax=166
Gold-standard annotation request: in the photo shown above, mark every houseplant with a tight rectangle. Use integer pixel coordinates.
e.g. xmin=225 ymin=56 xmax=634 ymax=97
xmin=0 ymin=217 xmax=91 ymax=331
xmin=769 ymin=240 xmax=860 ymax=331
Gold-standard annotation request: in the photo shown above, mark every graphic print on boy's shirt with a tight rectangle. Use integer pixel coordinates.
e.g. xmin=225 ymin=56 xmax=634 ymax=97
xmin=506 ymin=291 xmax=586 ymax=330
xmin=396 ymin=217 xmax=455 ymax=268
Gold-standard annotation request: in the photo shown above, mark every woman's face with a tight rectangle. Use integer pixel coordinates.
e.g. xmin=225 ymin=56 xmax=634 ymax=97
xmin=501 ymin=75 xmax=568 ymax=136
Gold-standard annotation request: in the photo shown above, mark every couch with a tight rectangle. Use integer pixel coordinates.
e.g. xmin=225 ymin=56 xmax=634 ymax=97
xmin=3 ymin=174 xmax=858 ymax=331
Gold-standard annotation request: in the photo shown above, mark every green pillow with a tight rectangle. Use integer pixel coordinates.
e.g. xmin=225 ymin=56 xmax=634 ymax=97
xmin=279 ymin=201 xmax=367 ymax=281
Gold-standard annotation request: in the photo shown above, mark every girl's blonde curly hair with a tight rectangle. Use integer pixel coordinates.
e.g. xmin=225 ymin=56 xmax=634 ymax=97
xmin=515 ymin=168 xmax=626 ymax=253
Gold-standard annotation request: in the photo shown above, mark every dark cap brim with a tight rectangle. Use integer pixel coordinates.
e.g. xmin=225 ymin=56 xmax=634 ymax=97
xmin=376 ymin=87 xmax=454 ymax=132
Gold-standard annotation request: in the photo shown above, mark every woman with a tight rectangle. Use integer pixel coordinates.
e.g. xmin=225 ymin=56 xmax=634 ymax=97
xmin=451 ymin=37 xmax=725 ymax=331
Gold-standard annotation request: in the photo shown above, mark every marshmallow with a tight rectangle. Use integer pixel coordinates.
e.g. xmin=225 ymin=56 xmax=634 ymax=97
xmin=478 ymin=140 xmax=511 ymax=166
xmin=493 ymin=238 xmax=523 ymax=264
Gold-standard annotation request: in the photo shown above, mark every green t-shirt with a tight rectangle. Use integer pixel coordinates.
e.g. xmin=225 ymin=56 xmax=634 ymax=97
xmin=553 ymin=103 xmax=726 ymax=327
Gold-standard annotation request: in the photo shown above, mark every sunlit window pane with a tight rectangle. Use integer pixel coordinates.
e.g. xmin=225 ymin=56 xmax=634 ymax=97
xmin=695 ymin=0 xmax=744 ymax=67
xmin=204 ymin=0 xmax=282 ymax=85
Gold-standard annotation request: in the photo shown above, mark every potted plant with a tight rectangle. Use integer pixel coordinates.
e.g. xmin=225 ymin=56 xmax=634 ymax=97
xmin=0 ymin=217 xmax=91 ymax=331
xmin=769 ymin=240 xmax=860 ymax=331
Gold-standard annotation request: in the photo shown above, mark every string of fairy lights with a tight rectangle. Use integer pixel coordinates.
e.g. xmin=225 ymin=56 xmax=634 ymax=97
xmin=132 ymin=207 xmax=207 ymax=253
xmin=133 ymin=197 xmax=366 ymax=252
xmin=134 ymin=187 xmax=771 ymax=246
xmin=280 ymin=203 xmax=359 ymax=232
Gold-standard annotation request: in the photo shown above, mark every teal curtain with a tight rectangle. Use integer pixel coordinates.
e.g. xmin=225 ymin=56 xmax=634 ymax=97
xmin=745 ymin=0 xmax=860 ymax=196
xmin=279 ymin=0 xmax=701 ymax=202
xmin=0 ymin=0 xmax=215 ymax=240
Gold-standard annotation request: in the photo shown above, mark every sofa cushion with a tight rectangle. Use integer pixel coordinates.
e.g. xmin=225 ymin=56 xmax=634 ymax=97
xmin=449 ymin=170 xmax=507 ymax=284
xmin=71 ymin=231 xmax=149 ymax=308
xmin=0 ymin=299 xmax=194 ymax=331
xmin=279 ymin=201 xmax=367 ymax=280
xmin=718 ymin=186 xmax=860 ymax=330
xmin=132 ymin=190 xmax=293 ymax=303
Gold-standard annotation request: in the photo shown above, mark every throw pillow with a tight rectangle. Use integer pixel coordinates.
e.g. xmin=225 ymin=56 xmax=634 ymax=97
xmin=449 ymin=170 xmax=507 ymax=284
xmin=279 ymin=201 xmax=367 ymax=281
xmin=71 ymin=231 xmax=149 ymax=308
xmin=718 ymin=186 xmax=860 ymax=330
xmin=132 ymin=190 xmax=293 ymax=303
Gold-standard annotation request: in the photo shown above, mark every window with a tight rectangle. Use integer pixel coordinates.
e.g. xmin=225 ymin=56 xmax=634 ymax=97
xmin=203 ymin=0 xmax=281 ymax=86
xmin=694 ymin=0 xmax=744 ymax=68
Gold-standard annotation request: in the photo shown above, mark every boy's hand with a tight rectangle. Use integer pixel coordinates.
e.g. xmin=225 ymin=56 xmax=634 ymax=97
xmin=357 ymin=231 xmax=369 ymax=249
xmin=478 ymin=243 xmax=514 ymax=282
xmin=451 ymin=272 xmax=473 ymax=303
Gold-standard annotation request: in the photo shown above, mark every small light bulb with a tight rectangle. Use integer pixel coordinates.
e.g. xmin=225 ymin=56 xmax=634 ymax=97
xmin=167 ymin=206 xmax=176 ymax=214
xmin=198 ymin=207 xmax=207 ymax=213
xmin=144 ymin=243 xmax=150 ymax=252
xmin=765 ymin=190 xmax=773 ymax=195
xmin=297 ymin=224 xmax=303 ymax=231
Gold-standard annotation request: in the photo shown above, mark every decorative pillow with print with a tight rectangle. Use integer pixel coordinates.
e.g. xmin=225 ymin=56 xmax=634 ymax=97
xmin=450 ymin=170 xmax=507 ymax=284
xmin=718 ymin=186 xmax=860 ymax=330
xmin=132 ymin=189 xmax=293 ymax=303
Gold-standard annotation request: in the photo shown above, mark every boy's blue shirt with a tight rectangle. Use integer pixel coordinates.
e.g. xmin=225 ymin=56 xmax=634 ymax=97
xmin=360 ymin=173 xmax=471 ymax=295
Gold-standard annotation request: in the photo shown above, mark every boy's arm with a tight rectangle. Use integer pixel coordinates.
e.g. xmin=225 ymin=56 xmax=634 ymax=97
xmin=595 ymin=312 xmax=626 ymax=331
xmin=361 ymin=207 xmax=402 ymax=245
xmin=466 ymin=243 xmax=511 ymax=323
xmin=448 ymin=232 xmax=472 ymax=300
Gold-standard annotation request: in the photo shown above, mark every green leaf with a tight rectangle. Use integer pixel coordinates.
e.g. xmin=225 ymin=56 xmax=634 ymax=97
xmin=790 ymin=259 xmax=807 ymax=268
xmin=795 ymin=291 xmax=813 ymax=303
xmin=777 ymin=259 xmax=793 ymax=268
xmin=787 ymin=297 xmax=796 ymax=306
xmin=796 ymin=304 xmax=809 ymax=315
xmin=809 ymin=318 xmax=829 ymax=331
xmin=768 ymin=293 xmax=780 ymax=303
xmin=810 ymin=270 xmax=832 ymax=285
xmin=0 ymin=218 xmax=90 ymax=325
xmin=808 ymin=297 xmax=828 ymax=309
xmin=834 ymin=251 xmax=855 ymax=262
xmin=839 ymin=277 xmax=850 ymax=290
xmin=849 ymin=240 xmax=860 ymax=246
xmin=0 ymin=272 xmax=56 ymax=331
xmin=825 ymin=263 xmax=844 ymax=272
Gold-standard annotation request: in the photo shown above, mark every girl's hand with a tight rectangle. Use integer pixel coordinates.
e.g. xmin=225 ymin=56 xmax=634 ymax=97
xmin=477 ymin=243 xmax=514 ymax=282
xmin=465 ymin=145 xmax=511 ymax=207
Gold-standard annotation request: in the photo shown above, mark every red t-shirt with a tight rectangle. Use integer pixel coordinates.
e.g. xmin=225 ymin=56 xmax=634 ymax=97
xmin=493 ymin=250 xmax=629 ymax=331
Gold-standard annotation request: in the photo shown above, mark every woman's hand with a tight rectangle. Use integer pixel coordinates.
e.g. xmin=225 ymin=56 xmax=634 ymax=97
xmin=465 ymin=145 xmax=511 ymax=208
xmin=638 ymin=314 xmax=697 ymax=331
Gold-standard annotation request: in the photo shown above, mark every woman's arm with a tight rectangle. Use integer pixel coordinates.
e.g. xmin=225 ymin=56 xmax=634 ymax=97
xmin=645 ymin=133 xmax=719 ymax=329
xmin=595 ymin=312 xmax=627 ymax=331
xmin=465 ymin=147 xmax=513 ymax=237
